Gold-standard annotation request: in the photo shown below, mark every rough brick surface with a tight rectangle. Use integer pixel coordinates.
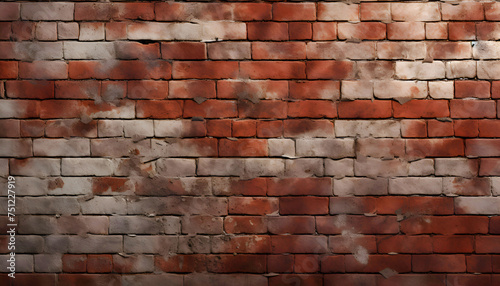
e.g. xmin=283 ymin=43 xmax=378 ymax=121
xmin=1 ymin=0 xmax=499 ymax=284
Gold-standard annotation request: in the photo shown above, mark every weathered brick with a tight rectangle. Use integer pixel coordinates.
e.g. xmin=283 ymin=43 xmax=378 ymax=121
xmin=335 ymin=120 xmax=400 ymax=138
xmin=296 ymin=138 xmax=355 ymax=158
xmin=391 ymin=3 xmax=440 ymax=22
xmin=334 ymin=178 xmax=388 ymax=196
xmin=318 ymin=3 xmax=359 ymax=21
xmin=21 ymin=3 xmax=73 ymax=21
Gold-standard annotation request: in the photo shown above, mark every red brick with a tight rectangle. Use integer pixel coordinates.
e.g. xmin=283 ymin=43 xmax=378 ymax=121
xmin=0 ymin=3 xmax=19 ymax=20
xmin=69 ymin=60 xmax=171 ymax=80
xmin=219 ymin=139 xmax=267 ymax=157
xmin=289 ymin=22 xmax=312 ymax=40
xmin=313 ymin=22 xmax=337 ymax=41
xmin=413 ymin=255 xmax=466 ymax=272
xmin=217 ymin=80 xmax=287 ymax=100
xmin=493 ymin=81 xmax=500 ymax=99
xmin=12 ymin=21 xmax=35 ymax=41
xmin=427 ymin=120 xmax=453 ymax=137
xmin=207 ymin=254 xmax=266 ymax=273
xmin=442 ymin=2 xmax=484 ymax=21
xmin=480 ymin=158 xmax=500 ymax=176
xmin=92 ymin=177 xmax=129 ymax=195
xmin=393 ymin=100 xmax=449 ymax=118
xmin=155 ymin=254 xmax=206 ymax=273
xmin=338 ymin=100 xmax=392 ymax=119
xmin=467 ymin=255 xmax=492 ymax=273
xmin=136 ymin=100 xmax=183 ymax=119
xmin=476 ymin=236 xmax=500 ymax=253
xmin=212 ymin=235 xmax=271 ymax=253
xmin=232 ymin=120 xmax=256 ymax=137
xmin=248 ymin=22 xmax=288 ymax=41
xmin=268 ymin=255 xmax=294 ymax=273
xmin=401 ymin=216 xmax=489 ymax=235
xmin=127 ymin=80 xmax=168 ymax=100
xmin=13 ymin=274 xmax=57 ymax=286
xmin=20 ymin=120 xmax=44 ymax=137
xmin=455 ymin=81 xmax=490 ymax=99
xmin=280 ymin=197 xmax=329 ymax=215
xmin=268 ymin=178 xmax=332 ymax=196
xmin=269 ymin=274 xmax=323 ymax=286
xmin=387 ymin=22 xmax=425 ymax=40
xmin=87 ymin=255 xmax=112 ymax=273
xmin=477 ymin=22 xmax=500 ymax=41
xmin=426 ymin=42 xmax=471 ymax=60
xmin=240 ymin=61 xmax=305 ymax=80
xmin=479 ymin=120 xmax=500 ymax=137
xmin=449 ymin=22 xmax=476 ymax=40
xmin=257 ymin=121 xmax=283 ymax=138
xmin=492 ymin=217 xmax=500 ymax=234
xmin=271 ymin=235 xmax=328 ymax=254
xmin=447 ymin=274 xmax=492 ymax=285
xmin=345 ymin=254 xmax=411 ymax=273
xmin=433 ymin=236 xmax=474 ymax=253
xmin=239 ymin=100 xmax=287 ymax=119
xmin=0 ymin=22 xmax=12 ymax=40
xmin=325 ymin=274 xmax=377 ymax=286
xmin=339 ymin=22 xmax=386 ymax=40
xmin=288 ymin=101 xmax=337 ymax=118
xmin=268 ymin=216 xmax=315 ymax=235
xmin=294 ymin=255 xmax=320 ymax=273
xmin=184 ymin=100 xmax=237 ymax=118
xmin=6 ymin=80 xmax=54 ymax=99
xmin=306 ymin=61 xmax=355 ymax=80
xmin=454 ymin=120 xmax=479 ymax=137
xmin=321 ymin=256 xmax=345 ymax=273
xmin=377 ymin=235 xmax=432 ymax=254
xmin=289 ymin=81 xmax=340 ymax=100
xmin=318 ymin=216 xmax=398 ymax=235
xmin=377 ymin=274 xmax=447 ymax=286
xmin=46 ymin=119 xmax=97 ymax=138
xmin=19 ymin=61 xmax=67 ymax=80
xmin=0 ymin=119 xmax=19 ymax=137
xmin=284 ymin=119 xmax=334 ymax=137
xmin=224 ymin=216 xmax=267 ymax=234
xmin=0 ymin=61 xmax=17 ymax=79
xmin=173 ymin=61 xmax=238 ymax=79
xmin=377 ymin=197 xmax=454 ymax=215
xmin=161 ymin=42 xmax=206 ymax=60
xmin=451 ymin=100 xmax=496 ymax=119
xmin=169 ymin=80 xmax=215 ymax=99
xmin=401 ymin=120 xmax=427 ymax=138
xmin=406 ymin=139 xmax=464 ymax=157
xmin=233 ymin=3 xmax=272 ymax=21
xmin=62 ymin=254 xmax=87 ymax=273
xmin=207 ymin=119 xmax=231 ymax=137
xmin=486 ymin=3 xmax=500 ymax=21
xmin=273 ymin=3 xmax=315 ymax=21
xmin=55 ymin=81 xmax=100 ymax=99
xmin=105 ymin=22 xmax=126 ymax=41
xmin=229 ymin=197 xmax=278 ymax=215
xmin=252 ymin=42 xmax=306 ymax=60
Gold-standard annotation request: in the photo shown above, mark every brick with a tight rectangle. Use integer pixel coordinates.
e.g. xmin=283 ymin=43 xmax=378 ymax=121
xmin=105 ymin=22 xmax=126 ymax=41
xmin=451 ymin=100 xmax=496 ymax=119
xmin=136 ymin=100 xmax=183 ymax=119
xmin=335 ymin=120 xmax=399 ymax=138
xmin=162 ymin=42 xmax=206 ymax=60
xmin=11 ymin=22 xmax=35 ymax=41
xmin=330 ymin=235 xmax=378 ymax=254
xmin=289 ymin=22 xmax=311 ymax=40
xmin=356 ymin=138 xmax=405 ymax=158
xmin=374 ymin=81 xmax=427 ymax=100
xmin=449 ymin=22 xmax=476 ymax=41
xmin=33 ymin=138 xmax=89 ymax=157
xmin=406 ymin=139 xmax=464 ymax=158
xmin=239 ymin=100 xmax=286 ymax=119
xmin=395 ymin=61 xmax=445 ymax=80
xmin=377 ymin=42 xmax=426 ymax=60
xmin=273 ymin=3 xmax=315 ymax=21
xmin=208 ymin=42 xmax=250 ymax=60
xmin=173 ymin=61 xmax=238 ymax=79
xmin=306 ymin=61 xmax=355 ymax=80
xmin=325 ymin=158 xmax=354 ymax=178
xmin=427 ymin=42 xmax=472 ymax=60
xmin=389 ymin=177 xmax=442 ymax=195
xmin=288 ymin=101 xmax=337 ymax=118
xmin=466 ymin=255 xmax=492 ymax=273
xmin=271 ymin=235 xmax=328 ymax=254
xmin=218 ymin=80 xmax=287 ymax=100
xmin=285 ymin=158 xmax=324 ymax=177
xmin=57 ymin=22 xmax=78 ymax=40
xmin=334 ymin=178 xmax=388 ymax=196
xmin=318 ymin=3 xmax=359 ymax=21
xmin=181 ymin=216 xmax=223 ymax=235
xmin=307 ymin=42 xmax=376 ymax=60
xmin=456 ymin=197 xmax=500 ymax=215
xmin=356 ymin=158 xmax=408 ymax=177
xmin=155 ymin=2 xmax=231 ymax=21
xmin=455 ymin=120 xmax=479 ymax=138
xmin=338 ymin=23 xmax=386 ymax=40
xmin=345 ymin=254 xmax=411 ymax=273
xmin=401 ymin=120 xmax=426 ymax=138
xmin=442 ymin=2 xmax=484 ymax=21
xmin=19 ymin=61 xmax=67 ymax=80
xmin=55 ymin=80 xmax=99 ymax=99
xmin=168 ymin=80 xmax=215 ymax=99
xmin=21 ymin=3 xmax=73 ymax=21
xmin=61 ymin=158 xmax=113 ymax=176
xmin=467 ymin=139 xmax=500 ymax=157
xmin=478 ymin=62 xmax=500 ymax=79
xmin=224 ymin=216 xmax=267 ymax=234
xmin=388 ymin=22 xmax=425 ymax=40
xmin=455 ymin=81 xmax=490 ymax=99
xmin=284 ymin=119 xmax=334 ymax=138
xmin=477 ymin=23 xmax=500 ymax=40
xmin=391 ymin=3 xmax=440 ymax=22
xmin=232 ymin=120 xmax=256 ymax=137
xmin=0 ymin=139 xmax=32 ymax=157
xmin=69 ymin=60 xmax=171 ymax=80
xmin=393 ymin=100 xmax=449 ymax=118
xmin=35 ymin=22 xmax=57 ymax=41
xmin=229 ymin=197 xmax=278 ymax=215
xmin=184 ymin=274 xmax=266 ymax=286
xmin=211 ymin=235 xmax=271 ymax=254
xmin=62 ymin=254 xmax=86 ymax=273
xmin=473 ymin=41 xmax=500 ymax=60
xmin=312 ymin=22 xmax=337 ymax=41
xmin=435 ymin=158 xmax=478 ymax=177
xmin=341 ymin=81 xmax=373 ymax=100
xmin=360 ymin=3 xmax=390 ymax=22
xmin=256 ymin=121 xmax=283 ymax=138
xmin=45 ymin=119 xmax=97 ymax=138
xmin=248 ymin=22 xmax=288 ymax=41
xmin=409 ymin=159 xmax=435 ymax=176
xmin=427 ymin=120 xmax=453 ymax=137
xmin=268 ymin=139 xmax=294 ymax=157
xmin=429 ymin=81 xmax=454 ymax=99
xmin=268 ymin=255 xmax=294 ymax=273
xmin=413 ymin=255 xmax=466 ymax=273
xmin=241 ymin=61 xmax=305 ymax=80
xmin=0 ymin=22 xmax=11 ymax=40
xmin=338 ymin=101 xmax=391 ymax=119
xmin=296 ymin=138 xmax=354 ymax=158
xmin=480 ymin=158 xmax=500 ymax=176
xmin=154 ymin=120 xmax=205 ymax=138
xmin=325 ymin=275 xmax=377 ymax=286
xmin=219 ymin=139 xmax=267 ymax=157
xmin=184 ymin=100 xmax=237 ymax=118
xmin=268 ymin=216 xmax=315 ymax=234
xmin=253 ymin=42 xmax=306 ymax=60
xmin=114 ymin=42 xmax=159 ymax=60
xmin=198 ymin=158 xmax=244 ymax=176
xmin=0 ymin=3 xmax=20 ymax=20
xmin=377 ymin=235 xmax=432 ymax=254
xmin=426 ymin=23 xmax=448 ymax=40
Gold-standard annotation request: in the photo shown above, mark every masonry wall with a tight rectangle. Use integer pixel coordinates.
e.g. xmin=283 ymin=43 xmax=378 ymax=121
xmin=1 ymin=1 xmax=500 ymax=285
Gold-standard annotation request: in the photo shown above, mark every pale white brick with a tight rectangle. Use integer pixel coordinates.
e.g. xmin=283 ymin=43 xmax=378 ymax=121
xmin=307 ymin=42 xmax=376 ymax=60
xmin=285 ymin=158 xmax=324 ymax=177
xmin=163 ymin=216 xmax=181 ymax=234
xmin=443 ymin=177 xmax=491 ymax=196
xmin=446 ymin=61 xmax=477 ymax=79
xmin=389 ymin=177 xmax=443 ymax=195
xmin=478 ymin=61 xmax=500 ymax=79
xmin=124 ymin=236 xmax=178 ymax=254
xmin=473 ymin=41 xmax=500 ymax=59
xmin=296 ymin=138 xmax=355 ymax=158
xmin=429 ymin=81 xmax=454 ymax=99
xmin=18 ymin=197 xmax=80 ymax=215
xmin=64 ymin=42 xmax=115 ymax=60
xmin=409 ymin=159 xmax=434 ymax=176
xmin=56 ymin=216 xmax=109 ymax=235
xmin=0 ymin=139 xmax=32 ymax=157
xmin=201 ymin=22 xmax=246 ymax=41
xmin=34 ymin=254 xmax=62 ymax=272
xmin=0 ymin=159 xmax=8 ymax=177
xmin=0 ymin=255 xmax=33 ymax=273
xmin=10 ymin=158 xmax=60 ymax=177
xmin=81 ymin=197 xmax=127 ymax=215
xmin=68 ymin=235 xmax=123 ymax=253
xmin=21 ymin=3 xmax=74 ymax=21
xmin=19 ymin=216 xmax=57 ymax=234
xmin=335 ymin=120 xmax=400 ymax=138
xmin=334 ymin=177 xmax=388 ymax=196
xmin=318 ymin=3 xmax=359 ymax=21
xmin=268 ymin=139 xmax=295 ymax=157
xmin=98 ymin=120 xmax=124 ymax=137
xmin=435 ymin=158 xmax=478 ymax=178
xmin=492 ymin=177 xmax=500 ymax=196
xmin=12 ymin=42 xmax=63 ymax=61
xmin=455 ymin=197 xmax=500 ymax=214
xmin=355 ymin=157 xmax=408 ymax=177
xmin=58 ymin=22 xmax=79 ymax=40
xmin=128 ymin=22 xmax=245 ymax=41
xmin=341 ymin=81 xmax=373 ymax=100
xmin=15 ymin=177 xmax=47 ymax=196
xmin=156 ymin=158 xmax=196 ymax=177
xmin=35 ymin=22 xmax=57 ymax=41
xmin=110 ymin=216 xmax=162 ymax=234
xmin=197 ymin=158 xmax=244 ymax=176
xmin=150 ymin=139 xmax=215 ymax=157
xmin=33 ymin=138 xmax=90 ymax=157
xmin=325 ymin=158 xmax=354 ymax=178
xmin=377 ymin=42 xmax=426 ymax=60
xmin=374 ymin=81 xmax=427 ymax=99
xmin=124 ymin=120 xmax=154 ymax=137
xmin=91 ymin=138 xmax=150 ymax=157
xmin=61 ymin=158 xmax=114 ymax=176
xmin=395 ymin=62 xmax=445 ymax=80
xmin=391 ymin=3 xmax=440 ymax=22
xmin=244 ymin=158 xmax=284 ymax=178
xmin=79 ymin=22 xmax=105 ymax=41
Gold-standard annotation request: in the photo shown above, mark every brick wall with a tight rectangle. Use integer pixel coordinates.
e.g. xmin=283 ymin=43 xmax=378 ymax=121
xmin=1 ymin=1 xmax=500 ymax=285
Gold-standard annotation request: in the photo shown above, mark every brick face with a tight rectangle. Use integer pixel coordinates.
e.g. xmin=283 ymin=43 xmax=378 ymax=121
xmin=1 ymin=0 xmax=499 ymax=282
